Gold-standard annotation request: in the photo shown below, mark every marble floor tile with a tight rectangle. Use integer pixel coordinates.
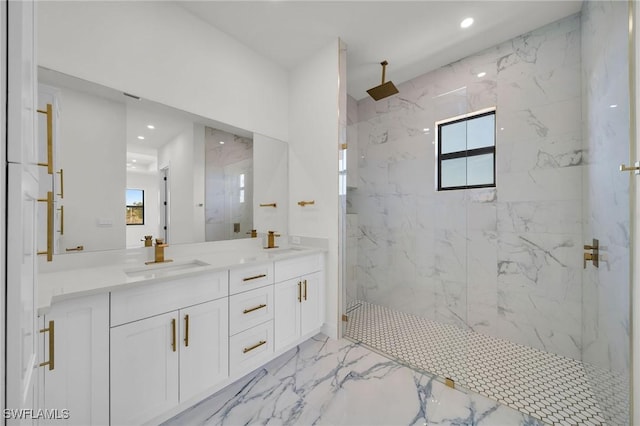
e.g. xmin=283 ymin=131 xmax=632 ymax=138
xmin=163 ymin=334 xmax=541 ymax=426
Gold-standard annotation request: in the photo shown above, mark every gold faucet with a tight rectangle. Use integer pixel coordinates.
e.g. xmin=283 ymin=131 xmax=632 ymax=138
xmin=246 ymin=229 xmax=258 ymax=238
xmin=583 ymin=238 xmax=599 ymax=268
xmin=141 ymin=235 xmax=153 ymax=247
xmin=265 ymin=231 xmax=280 ymax=249
xmin=146 ymin=238 xmax=172 ymax=265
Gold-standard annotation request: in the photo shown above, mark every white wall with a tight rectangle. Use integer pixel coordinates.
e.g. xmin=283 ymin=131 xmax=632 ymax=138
xmin=58 ymin=87 xmax=126 ymax=252
xmin=37 ymin=1 xmax=289 ymax=142
xmin=289 ymin=39 xmax=341 ymax=338
xmin=126 ymin=171 xmax=160 ymax=249
xmin=159 ymin=124 xmax=205 ymax=245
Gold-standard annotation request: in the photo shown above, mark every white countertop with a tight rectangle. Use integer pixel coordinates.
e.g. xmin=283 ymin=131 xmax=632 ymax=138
xmin=37 ymin=244 xmax=324 ymax=314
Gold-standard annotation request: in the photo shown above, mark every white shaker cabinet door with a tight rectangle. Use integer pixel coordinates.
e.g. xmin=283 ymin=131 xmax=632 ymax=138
xmin=179 ymin=299 xmax=229 ymax=402
xmin=300 ymin=271 xmax=323 ymax=336
xmin=274 ymin=278 xmax=302 ymax=351
xmin=110 ymin=311 xmax=179 ymax=426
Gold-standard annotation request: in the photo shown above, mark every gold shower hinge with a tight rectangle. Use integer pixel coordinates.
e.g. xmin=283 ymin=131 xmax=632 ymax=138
xmin=342 ymin=314 xmax=348 ymax=322
xmin=445 ymin=378 xmax=455 ymax=389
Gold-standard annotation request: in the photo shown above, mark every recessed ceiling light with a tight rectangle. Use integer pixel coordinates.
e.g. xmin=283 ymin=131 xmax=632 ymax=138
xmin=500 ymin=127 xmax=505 ymax=131
xmin=460 ymin=17 xmax=474 ymax=29
xmin=147 ymin=124 xmax=155 ymax=129
xmin=477 ymin=72 xmax=486 ymax=78
xmin=423 ymin=128 xmax=430 ymax=132
xmin=132 ymin=159 xmax=137 ymax=163
xmin=610 ymin=104 xmax=618 ymax=108
xmin=219 ymin=141 xmax=225 ymax=145
xmin=137 ymin=136 xmax=145 ymax=140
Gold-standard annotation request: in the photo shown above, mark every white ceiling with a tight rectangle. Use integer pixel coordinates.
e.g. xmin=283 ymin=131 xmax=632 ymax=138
xmin=179 ymin=1 xmax=583 ymax=100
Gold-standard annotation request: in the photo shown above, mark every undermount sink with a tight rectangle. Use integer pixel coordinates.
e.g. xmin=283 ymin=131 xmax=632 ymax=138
xmin=125 ymin=259 xmax=209 ymax=278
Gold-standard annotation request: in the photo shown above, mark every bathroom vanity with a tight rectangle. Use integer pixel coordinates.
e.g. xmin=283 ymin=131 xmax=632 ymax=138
xmin=36 ymin=243 xmax=325 ymax=425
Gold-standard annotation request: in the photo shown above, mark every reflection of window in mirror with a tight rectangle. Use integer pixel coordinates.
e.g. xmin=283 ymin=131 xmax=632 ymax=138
xmin=239 ymin=173 xmax=245 ymax=203
xmin=126 ymin=189 xmax=145 ymax=225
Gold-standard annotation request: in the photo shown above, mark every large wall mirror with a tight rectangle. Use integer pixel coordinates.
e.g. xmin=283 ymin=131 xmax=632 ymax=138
xmin=37 ymin=68 xmax=288 ymax=254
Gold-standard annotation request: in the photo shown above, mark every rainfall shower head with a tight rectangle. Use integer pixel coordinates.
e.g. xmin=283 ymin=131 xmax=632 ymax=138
xmin=366 ymin=60 xmax=399 ymax=101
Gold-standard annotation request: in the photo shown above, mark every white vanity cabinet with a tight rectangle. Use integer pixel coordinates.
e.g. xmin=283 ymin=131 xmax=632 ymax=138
xmin=38 ymin=293 xmax=109 ymax=426
xmin=274 ymin=254 xmax=324 ymax=351
xmin=109 ymin=271 xmax=229 ymax=425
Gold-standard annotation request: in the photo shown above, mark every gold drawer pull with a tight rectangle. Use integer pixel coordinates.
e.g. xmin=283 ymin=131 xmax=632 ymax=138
xmin=39 ymin=320 xmax=55 ymax=371
xmin=298 ymin=281 xmax=302 ymax=302
xmin=56 ymin=169 xmax=64 ymax=198
xmin=259 ymin=203 xmax=277 ymax=208
xmin=303 ymin=279 xmax=308 ymax=301
xmin=171 ymin=318 xmax=177 ymax=352
xmin=243 ymin=304 xmax=267 ymax=314
xmin=37 ymin=104 xmax=53 ymax=175
xmin=243 ymin=340 xmax=267 ymax=354
xmin=184 ymin=314 xmax=190 ymax=347
xmin=57 ymin=205 xmax=64 ymax=235
xmin=37 ymin=192 xmax=54 ymax=262
xmin=242 ymin=274 xmax=267 ymax=282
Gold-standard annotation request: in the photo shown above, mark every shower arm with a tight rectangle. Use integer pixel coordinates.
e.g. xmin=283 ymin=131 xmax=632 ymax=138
xmin=380 ymin=60 xmax=388 ymax=84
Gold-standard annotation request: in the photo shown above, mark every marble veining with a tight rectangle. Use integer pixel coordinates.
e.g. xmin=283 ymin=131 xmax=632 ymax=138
xmin=163 ymin=334 xmax=543 ymax=426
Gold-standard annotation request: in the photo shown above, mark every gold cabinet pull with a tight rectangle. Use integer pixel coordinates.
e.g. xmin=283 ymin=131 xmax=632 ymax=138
xmin=303 ymin=279 xmax=308 ymax=301
xmin=298 ymin=281 xmax=302 ymax=303
xmin=37 ymin=104 xmax=53 ymax=174
xmin=297 ymin=200 xmax=315 ymax=207
xmin=171 ymin=318 xmax=177 ymax=352
xmin=39 ymin=320 xmax=55 ymax=371
xmin=184 ymin=314 xmax=189 ymax=347
xmin=37 ymin=192 xmax=54 ymax=262
xmin=242 ymin=274 xmax=267 ymax=282
xmin=57 ymin=205 xmax=64 ymax=235
xmin=65 ymin=245 xmax=83 ymax=252
xmin=243 ymin=340 xmax=266 ymax=354
xmin=259 ymin=203 xmax=277 ymax=208
xmin=620 ymin=162 xmax=640 ymax=174
xmin=243 ymin=304 xmax=267 ymax=314
xmin=56 ymin=169 xmax=64 ymax=198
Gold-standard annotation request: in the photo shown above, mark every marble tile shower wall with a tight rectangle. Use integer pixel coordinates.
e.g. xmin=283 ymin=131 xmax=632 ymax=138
xmin=349 ymin=14 xmax=585 ymax=360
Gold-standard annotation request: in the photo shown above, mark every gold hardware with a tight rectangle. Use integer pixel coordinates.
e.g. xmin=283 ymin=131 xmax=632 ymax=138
xmin=265 ymin=230 xmax=281 ymax=249
xmin=298 ymin=281 xmax=302 ymax=303
xmin=246 ymin=229 xmax=258 ymax=238
xmin=141 ymin=235 xmax=153 ymax=247
xmin=297 ymin=200 xmax=315 ymax=207
xmin=341 ymin=143 xmax=348 ymax=150
xmin=184 ymin=314 xmax=189 ymax=347
xmin=242 ymin=274 xmax=267 ymax=282
xmin=445 ymin=378 xmax=455 ymax=389
xmin=259 ymin=203 xmax=277 ymax=208
xmin=303 ymin=279 xmax=308 ymax=301
xmin=584 ymin=238 xmax=599 ymax=268
xmin=56 ymin=169 xmax=64 ymax=198
xmin=342 ymin=314 xmax=348 ymax=322
xmin=37 ymin=192 xmax=54 ymax=262
xmin=243 ymin=340 xmax=267 ymax=354
xmin=39 ymin=320 xmax=55 ymax=370
xmin=619 ymin=161 xmax=640 ymax=174
xmin=57 ymin=205 xmax=64 ymax=235
xmin=243 ymin=304 xmax=267 ymax=314
xmin=65 ymin=245 xmax=83 ymax=252
xmin=37 ymin=104 xmax=53 ymax=174
xmin=145 ymin=238 xmax=172 ymax=265
xmin=171 ymin=318 xmax=176 ymax=352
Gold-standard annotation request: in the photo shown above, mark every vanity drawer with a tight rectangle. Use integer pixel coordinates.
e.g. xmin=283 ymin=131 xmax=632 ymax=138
xmin=110 ymin=270 xmax=228 ymax=326
xmin=229 ymin=286 xmax=274 ymax=336
xmin=274 ymin=254 xmax=322 ymax=283
xmin=229 ymin=320 xmax=274 ymax=376
xmin=229 ymin=262 xmax=274 ymax=295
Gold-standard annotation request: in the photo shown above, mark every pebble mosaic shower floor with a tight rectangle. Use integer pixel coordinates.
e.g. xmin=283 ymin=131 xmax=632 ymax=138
xmin=344 ymin=301 xmax=628 ymax=426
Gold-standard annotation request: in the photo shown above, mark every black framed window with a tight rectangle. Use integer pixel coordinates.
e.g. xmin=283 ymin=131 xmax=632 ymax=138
xmin=126 ymin=189 xmax=144 ymax=225
xmin=437 ymin=109 xmax=496 ymax=190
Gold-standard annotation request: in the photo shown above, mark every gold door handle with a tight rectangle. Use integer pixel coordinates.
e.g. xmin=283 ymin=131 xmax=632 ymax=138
xmin=57 ymin=205 xmax=64 ymax=235
xmin=184 ymin=314 xmax=189 ymax=347
xmin=37 ymin=104 xmax=53 ymax=175
xmin=243 ymin=340 xmax=267 ymax=353
xmin=620 ymin=162 xmax=640 ymax=174
xmin=303 ymin=279 xmax=308 ymax=301
xmin=242 ymin=274 xmax=267 ymax=282
xmin=56 ymin=169 xmax=64 ymax=198
xmin=39 ymin=320 xmax=55 ymax=371
xmin=259 ymin=203 xmax=277 ymax=208
xmin=243 ymin=304 xmax=267 ymax=314
xmin=298 ymin=281 xmax=302 ymax=303
xmin=37 ymin=192 xmax=54 ymax=262
xmin=171 ymin=318 xmax=177 ymax=352
xmin=297 ymin=200 xmax=315 ymax=207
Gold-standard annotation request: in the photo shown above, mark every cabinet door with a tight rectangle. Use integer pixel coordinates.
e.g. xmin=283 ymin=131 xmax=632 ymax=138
xmin=274 ymin=278 xmax=301 ymax=351
xmin=179 ymin=299 xmax=229 ymax=402
xmin=110 ymin=311 xmax=179 ymax=425
xmin=301 ymin=272 xmax=323 ymax=336
xmin=42 ymin=294 xmax=109 ymax=426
